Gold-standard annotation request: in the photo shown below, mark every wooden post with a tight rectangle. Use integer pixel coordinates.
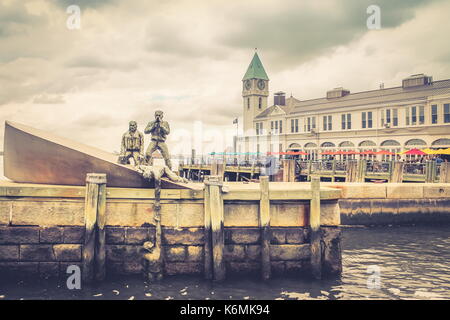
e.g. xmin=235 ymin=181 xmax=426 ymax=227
xmin=391 ymin=161 xmax=404 ymax=183
xmin=310 ymin=176 xmax=321 ymax=279
xmin=440 ymin=162 xmax=450 ymax=183
xmin=307 ymin=159 xmax=312 ymax=181
xmin=95 ymin=178 xmax=107 ymax=281
xmin=331 ymin=159 xmax=336 ymax=182
xmin=207 ymin=176 xmax=225 ymax=281
xmin=203 ymin=177 xmax=213 ymax=280
xmin=282 ymin=160 xmax=296 ymax=182
xmin=259 ymin=176 xmax=271 ymax=280
xmin=346 ymin=160 xmax=357 ymax=182
xmin=357 ymin=159 xmax=367 ymax=182
xmin=82 ymin=173 xmax=106 ymax=283
xmin=387 ymin=160 xmax=394 ymax=182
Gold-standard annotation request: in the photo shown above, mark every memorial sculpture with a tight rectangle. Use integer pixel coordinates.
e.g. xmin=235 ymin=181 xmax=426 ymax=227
xmin=144 ymin=110 xmax=172 ymax=169
xmin=118 ymin=121 xmax=144 ymax=165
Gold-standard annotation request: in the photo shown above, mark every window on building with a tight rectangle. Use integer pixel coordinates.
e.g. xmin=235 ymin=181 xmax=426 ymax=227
xmin=445 ymin=104 xmax=450 ymax=123
xmin=255 ymin=123 xmax=259 ymax=135
xmin=291 ymin=119 xmax=294 ymax=133
xmin=419 ymin=106 xmax=425 ymax=124
xmin=362 ymin=112 xmax=367 ymax=128
xmin=347 ymin=113 xmax=351 ymax=129
xmin=295 ymin=119 xmax=299 ymax=132
xmin=368 ymin=111 xmax=373 ymax=128
xmin=386 ymin=109 xmax=391 ymax=124
xmin=258 ymin=97 xmax=262 ymax=110
xmin=279 ymin=120 xmax=282 ymax=134
xmin=323 ymin=115 xmax=332 ymax=131
xmin=411 ymin=106 xmax=417 ymax=125
xmin=382 ymin=108 xmax=397 ymax=127
xmin=305 ymin=117 xmax=316 ymax=132
xmin=432 ymin=105 xmax=438 ymax=124
xmin=247 ymin=98 xmax=250 ymax=110
xmin=275 ymin=121 xmax=278 ymax=133
xmin=406 ymin=108 xmax=410 ymax=125
xmin=393 ymin=109 xmax=398 ymax=126
xmin=341 ymin=114 xmax=346 ymax=130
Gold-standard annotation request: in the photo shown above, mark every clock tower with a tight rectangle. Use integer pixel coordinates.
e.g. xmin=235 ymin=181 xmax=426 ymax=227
xmin=242 ymin=52 xmax=269 ymax=134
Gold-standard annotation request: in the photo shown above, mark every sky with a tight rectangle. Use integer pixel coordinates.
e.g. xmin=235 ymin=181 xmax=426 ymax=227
xmin=1 ymin=0 xmax=450 ymax=155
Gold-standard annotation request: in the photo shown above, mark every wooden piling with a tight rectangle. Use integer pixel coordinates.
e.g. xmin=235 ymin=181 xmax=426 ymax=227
xmin=331 ymin=159 xmax=336 ymax=182
xmin=440 ymin=162 xmax=450 ymax=183
xmin=346 ymin=160 xmax=357 ymax=182
xmin=94 ymin=178 xmax=107 ymax=281
xmin=357 ymin=159 xmax=367 ymax=182
xmin=283 ymin=160 xmax=296 ymax=182
xmin=203 ymin=177 xmax=213 ymax=280
xmin=259 ymin=176 xmax=271 ymax=280
xmin=208 ymin=176 xmax=225 ymax=281
xmin=391 ymin=161 xmax=404 ymax=183
xmin=310 ymin=176 xmax=321 ymax=279
xmin=82 ymin=173 xmax=106 ymax=283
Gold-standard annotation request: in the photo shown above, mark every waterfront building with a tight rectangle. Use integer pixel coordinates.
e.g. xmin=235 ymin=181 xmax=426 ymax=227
xmin=237 ymin=53 xmax=450 ymax=160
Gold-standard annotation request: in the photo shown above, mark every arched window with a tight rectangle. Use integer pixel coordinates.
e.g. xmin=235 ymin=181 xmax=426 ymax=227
xmin=431 ymin=138 xmax=450 ymax=147
xmin=304 ymin=143 xmax=317 ymax=148
xmin=321 ymin=142 xmax=335 ymax=148
xmin=339 ymin=141 xmax=354 ymax=147
xmin=358 ymin=140 xmax=376 ymax=147
xmin=258 ymin=97 xmax=262 ymax=109
xmin=381 ymin=140 xmax=400 ymax=146
xmin=405 ymin=139 xmax=426 ymax=146
xmin=288 ymin=143 xmax=301 ymax=149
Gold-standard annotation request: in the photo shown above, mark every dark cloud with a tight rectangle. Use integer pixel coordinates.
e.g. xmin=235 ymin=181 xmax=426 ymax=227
xmin=54 ymin=0 xmax=117 ymax=9
xmin=220 ymin=0 xmax=443 ymax=69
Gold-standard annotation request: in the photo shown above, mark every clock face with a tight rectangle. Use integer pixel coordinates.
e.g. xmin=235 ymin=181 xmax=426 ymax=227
xmin=244 ymin=80 xmax=251 ymax=90
xmin=257 ymin=79 xmax=265 ymax=90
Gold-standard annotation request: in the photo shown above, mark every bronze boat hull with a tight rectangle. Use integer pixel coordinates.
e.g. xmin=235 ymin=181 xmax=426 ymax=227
xmin=3 ymin=121 xmax=188 ymax=189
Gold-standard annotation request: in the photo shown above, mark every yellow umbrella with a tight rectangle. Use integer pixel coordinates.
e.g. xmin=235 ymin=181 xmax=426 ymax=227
xmin=421 ymin=148 xmax=435 ymax=154
xmin=439 ymin=148 xmax=450 ymax=155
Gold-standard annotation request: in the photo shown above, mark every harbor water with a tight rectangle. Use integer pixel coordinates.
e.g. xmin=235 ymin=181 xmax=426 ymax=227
xmin=0 ymin=225 xmax=449 ymax=300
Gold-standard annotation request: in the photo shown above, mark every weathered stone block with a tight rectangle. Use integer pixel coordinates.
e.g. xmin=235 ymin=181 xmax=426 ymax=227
xmin=321 ymin=227 xmax=342 ymax=276
xmin=226 ymin=228 xmax=260 ymax=244
xmin=162 ymin=228 xmax=204 ymax=245
xmin=387 ymin=184 xmax=423 ymax=199
xmin=285 ymin=228 xmax=307 ymax=244
xmin=271 ymin=202 xmax=308 ymax=227
xmin=106 ymin=245 xmax=141 ymax=262
xmin=224 ymin=245 xmax=245 ymax=261
xmin=423 ymin=185 xmax=450 ymax=198
xmin=0 ymin=262 xmax=39 ymax=275
xmin=165 ymin=262 xmax=202 ymax=275
xmin=63 ymin=227 xmax=85 ymax=243
xmin=224 ymin=202 xmax=258 ymax=227
xmin=245 ymin=245 xmax=261 ymax=261
xmin=126 ymin=227 xmax=149 ymax=244
xmin=11 ymin=200 xmax=84 ymax=226
xmin=40 ymin=227 xmax=63 ymax=243
xmin=321 ymin=200 xmax=341 ymax=226
xmin=0 ymin=201 xmax=10 ymax=225
xmin=123 ymin=262 xmax=143 ymax=274
xmin=20 ymin=245 xmax=55 ymax=261
xmin=186 ymin=246 xmax=203 ymax=262
xmin=0 ymin=226 xmax=39 ymax=244
xmin=270 ymin=229 xmax=286 ymax=244
xmin=39 ymin=262 xmax=59 ymax=279
xmin=164 ymin=246 xmax=186 ymax=262
xmin=0 ymin=245 xmax=19 ymax=261
xmin=270 ymin=244 xmax=310 ymax=261
xmin=106 ymin=227 xmax=125 ymax=244
xmin=53 ymin=244 xmax=82 ymax=261
xmin=227 ymin=262 xmax=259 ymax=274
xmin=339 ymin=184 xmax=386 ymax=199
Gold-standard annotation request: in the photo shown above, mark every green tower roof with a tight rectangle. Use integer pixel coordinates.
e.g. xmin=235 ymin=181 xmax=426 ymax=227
xmin=242 ymin=52 xmax=269 ymax=81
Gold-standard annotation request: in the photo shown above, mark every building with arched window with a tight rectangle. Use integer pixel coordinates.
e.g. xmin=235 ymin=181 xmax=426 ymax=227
xmin=237 ymin=53 xmax=450 ymax=157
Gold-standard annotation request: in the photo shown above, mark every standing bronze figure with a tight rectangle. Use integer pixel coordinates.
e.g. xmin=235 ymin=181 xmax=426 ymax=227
xmin=144 ymin=110 xmax=172 ymax=169
xmin=118 ymin=121 xmax=144 ymax=166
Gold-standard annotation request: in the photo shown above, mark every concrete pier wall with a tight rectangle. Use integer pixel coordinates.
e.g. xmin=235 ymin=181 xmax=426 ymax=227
xmin=323 ymin=183 xmax=450 ymax=225
xmin=0 ymin=182 xmax=341 ymax=279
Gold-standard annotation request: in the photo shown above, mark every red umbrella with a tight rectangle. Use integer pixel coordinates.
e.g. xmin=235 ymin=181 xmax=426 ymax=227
xmin=320 ymin=151 xmax=335 ymax=155
xmin=376 ymin=150 xmax=395 ymax=155
xmin=403 ymin=148 xmax=427 ymax=155
xmin=360 ymin=150 xmax=375 ymax=155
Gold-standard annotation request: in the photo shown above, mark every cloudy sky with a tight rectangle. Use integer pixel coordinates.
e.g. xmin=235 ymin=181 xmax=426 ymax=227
xmin=1 ymin=0 xmax=450 ymax=155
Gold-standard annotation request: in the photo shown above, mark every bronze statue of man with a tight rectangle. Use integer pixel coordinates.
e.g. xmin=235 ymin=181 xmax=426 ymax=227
xmin=144 ymin=110 xmax=172 ymax=169
xmin=118 ymin=121 xmax=144 ymax=165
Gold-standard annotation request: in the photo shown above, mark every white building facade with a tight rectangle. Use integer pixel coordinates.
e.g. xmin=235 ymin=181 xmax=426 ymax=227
xmin=237 ymin=53 xmax=450 ymax=159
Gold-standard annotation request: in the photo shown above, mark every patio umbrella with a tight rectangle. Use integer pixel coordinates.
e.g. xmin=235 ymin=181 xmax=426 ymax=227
xmin=402 ymin=148 xmax=427 ymax=155
xmin=376 ymin=150 xmax=395 ymax=155
xmin=439 ymin=148 xmax=450 ymax=155
xmin=360 ymin=150 xmax=375 ymax=155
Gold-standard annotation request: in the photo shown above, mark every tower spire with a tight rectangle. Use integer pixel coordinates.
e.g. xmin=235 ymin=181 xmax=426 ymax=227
xmin=242 ymin=52 xmax=269 ymax=81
